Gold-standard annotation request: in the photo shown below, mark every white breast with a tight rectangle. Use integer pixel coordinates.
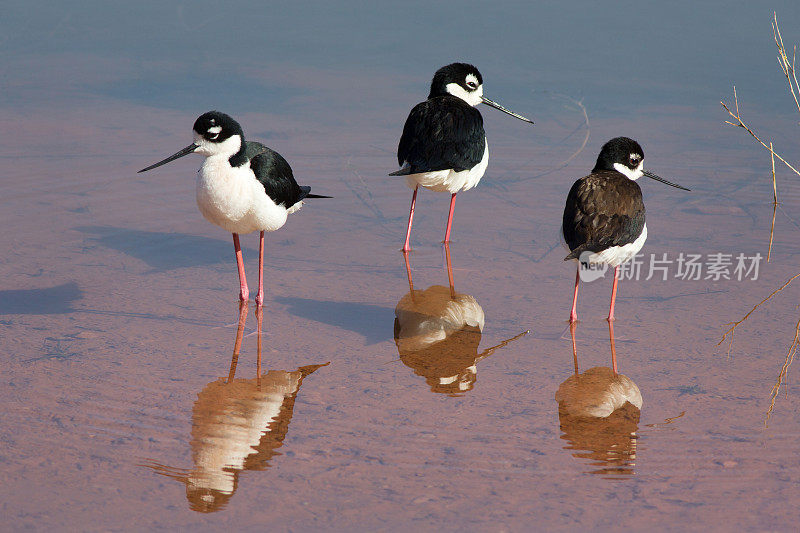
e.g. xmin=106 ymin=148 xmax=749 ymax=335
xmin=196 ymin=156 xmax=289 ymax=235
xmin=404 ymin=139 xmax=489 ymax=193
xmin=585 ymin=224 xmax=648 ymax=268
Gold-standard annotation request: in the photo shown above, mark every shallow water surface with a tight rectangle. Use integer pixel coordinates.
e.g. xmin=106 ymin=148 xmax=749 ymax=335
xmin=2 ymin=2 xmax=800 ymax=531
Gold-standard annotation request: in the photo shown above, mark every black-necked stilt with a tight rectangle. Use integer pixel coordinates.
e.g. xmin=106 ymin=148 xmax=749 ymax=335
xmin=391 ymin=63 xmax=533 ymax=251
xmin=138 ymin=111 xmax=330 ymax=306
xmin=562 ymin=137 xmax=689 ymax=323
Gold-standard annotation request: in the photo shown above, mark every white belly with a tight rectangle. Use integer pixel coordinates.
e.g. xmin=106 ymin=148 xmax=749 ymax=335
xmin=196 ymin=157 xmax=290 ymax=234
xmin=405 ymin=139 xmax=489 ymax=193
xmin=585 ymin=224 xmax=648 ymax=268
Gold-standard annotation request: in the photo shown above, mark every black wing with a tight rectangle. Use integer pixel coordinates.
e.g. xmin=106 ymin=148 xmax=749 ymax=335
xmin=246 ymin=142 xmax=310 ymax=207
xmin=562 ymin=171 xmax=645 ymax=259
xmin=396 ymin=96 xmax=485 ymax=173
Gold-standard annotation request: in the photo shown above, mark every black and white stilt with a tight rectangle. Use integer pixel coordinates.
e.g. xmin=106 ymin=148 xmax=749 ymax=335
xmin=139 ymin=111 xmax=330 ymax=306
xmin=391 ymin=63 xmax=534 ymax=251
xmin=562 ymin=137 xmax=689 ymax=323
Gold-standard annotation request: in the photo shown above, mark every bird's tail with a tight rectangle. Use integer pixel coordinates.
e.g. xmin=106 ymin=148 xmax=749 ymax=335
xmin=299 ymin=185 xmax=333 ymax=199
xmin=389 ymin=164 xmax=413 ymax=176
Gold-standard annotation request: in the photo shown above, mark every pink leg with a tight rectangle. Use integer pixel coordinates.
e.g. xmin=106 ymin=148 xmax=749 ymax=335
xmin=232 ymin=233 xmax=249 ymax=302
xmin=443 ymin=193 xmax=457 ymax=243
xmin=255 ymin=231 xmax=265 ymax=307
xmin=569 ymin=266 xmax=580 ymax=323
xmin=402 ymin=187 xmax=418 ymax=252
xmin=608 ymin=265 xmax=620 ymax=322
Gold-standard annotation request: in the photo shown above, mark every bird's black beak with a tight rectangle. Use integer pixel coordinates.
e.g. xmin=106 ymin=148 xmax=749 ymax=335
xmin=138 ymin=143 xmax=199 ymax=173
xmin=480 ymin=96 xmax=534 ymax=124
xmin=642 ymin=170 xmax=690 ymax=191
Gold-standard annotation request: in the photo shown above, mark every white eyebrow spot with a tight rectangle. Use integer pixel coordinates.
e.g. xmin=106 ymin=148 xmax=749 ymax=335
xmin=208 ymin=126 xmax=222 ymax=134
xmin=465 ymin=74 xmax=479 ymax=87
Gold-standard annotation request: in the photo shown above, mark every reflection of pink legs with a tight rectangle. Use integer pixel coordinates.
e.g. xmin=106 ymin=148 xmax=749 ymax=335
xmin=402 ymin=186 xmax=418 ymax=252
xmin=255 ymin=231 xmax=265 ymax=307
xmin=443 ymin=193 xmax=457 ymax=243
xmin=569 ymin=266 xmax=580 ymax=323
xmin=608 ymin=265 xmax=620 ymax=322
xmin=569 ymin=321 xmax=578 ymax=375
xmin=255 ymin=304 xmax=263 ymax=386
xmin=227 ymin=301 xmax=249 ymax=383
xmin=444 ymin=243 xmax=455 ymax=297
xmin=402 ymin=251 xmax=414 ymax=292
xmin=608 ymin=319 xmax=618 ymax=374
xmin=232 ymin=233 xmax=249 ymax=302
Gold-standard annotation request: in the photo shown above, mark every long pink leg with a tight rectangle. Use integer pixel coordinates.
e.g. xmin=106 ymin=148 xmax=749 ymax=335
xmin=443 ymin=193 xmax=457 ymax=243
xmin=608 ymin=265 xmax=620 ymax=322
xmin=255 ymin=231 xmax=265 ymax=307
xmin=569 ymin=266 xmax=580 ymax=323
xmin=232 ymin=233 xmax=249 ymax=302
xmin=402 ymin=186 xmax=418 ymax=252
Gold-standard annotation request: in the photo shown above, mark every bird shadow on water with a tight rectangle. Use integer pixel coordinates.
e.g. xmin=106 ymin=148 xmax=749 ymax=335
xmin=75 ymin=226 xmax=256 ymax=272
xmin=0 ymin=282 xmax=81 ymax=315
xmin=275 ymin=297 xmax=394 ymax=345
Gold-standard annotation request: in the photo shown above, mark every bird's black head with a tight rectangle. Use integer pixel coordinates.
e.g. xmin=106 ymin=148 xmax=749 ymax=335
xmin=593 ymin=136 xmax=690 ymax=191
xmin=428 ymin=62 xmax=484 ymax=104
xmin=192 ymin=111 xmax=243 ymax=145
xmin=593 ymin=137 xmax=645 ymax=177
xmin=425 ymin=62 xmax=534 ymax=123
xmin=138 ymin=110 xmax=247 ymax=173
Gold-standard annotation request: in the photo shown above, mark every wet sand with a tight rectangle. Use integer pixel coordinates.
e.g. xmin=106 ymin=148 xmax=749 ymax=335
xmin=3 ymin=4 xmax=800 ymax=531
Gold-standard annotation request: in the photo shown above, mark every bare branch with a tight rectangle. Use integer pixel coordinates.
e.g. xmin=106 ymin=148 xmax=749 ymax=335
xmin=721 ymin=93 xmax=800 ymax=177
xmin=765 ymin=314 xmax=800 ymax=425
xmin=718 ymin=272 xmax=800 ymax=356
xmin=773 ymin=12 xmax=800 ymax=116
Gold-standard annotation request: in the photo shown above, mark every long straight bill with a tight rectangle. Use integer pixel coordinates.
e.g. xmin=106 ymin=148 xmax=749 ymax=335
xmin=480 ymin=96 xmax=534 ymax=124
xmin=642 ymin=170 xmax=690 ymax=191
xmin=138 ymin=143 xmax=199 ymax=173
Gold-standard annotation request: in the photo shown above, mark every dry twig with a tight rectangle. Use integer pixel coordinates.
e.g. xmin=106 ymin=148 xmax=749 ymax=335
xmin=721 ymin=87 xmax=800 ymax=179
xmin=717 ymin=272 xmax=800 ymax=356
xmin=766 ymin=314 xmax=800 ymax=425
xmin=773 ymin=12 xmax=800 ymax=117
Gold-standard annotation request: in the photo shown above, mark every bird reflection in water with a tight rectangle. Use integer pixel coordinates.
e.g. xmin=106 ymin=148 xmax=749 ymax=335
xmin=145 ymin=302 xmax=329 ymax=512
xmin=395 ymin=245 xmax=527 ymax=395
xmin=555 ymin=322 xmax=642 ymax=478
